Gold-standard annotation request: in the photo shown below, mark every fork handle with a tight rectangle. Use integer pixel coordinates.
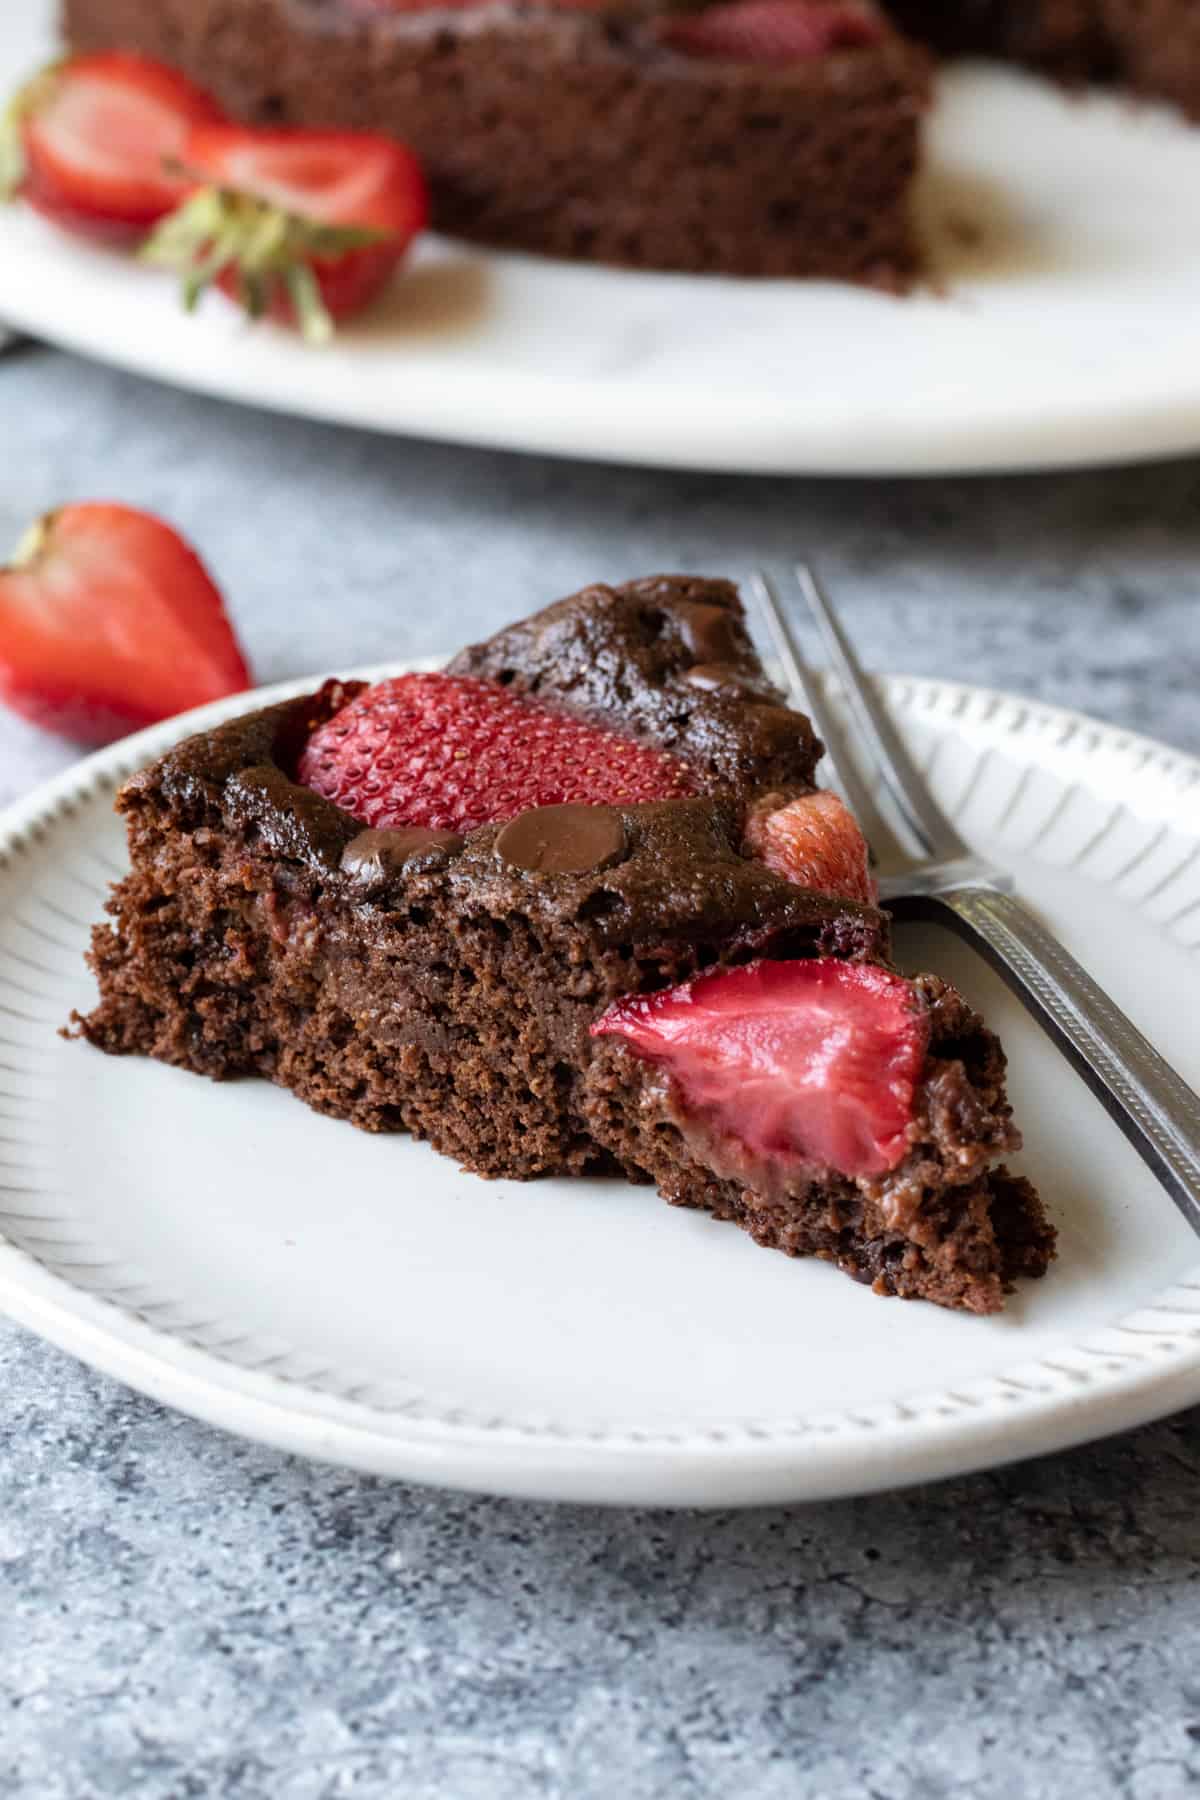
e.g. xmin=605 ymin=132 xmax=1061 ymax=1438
xmin=916 ymin=886 xmax=1200 ymax=1233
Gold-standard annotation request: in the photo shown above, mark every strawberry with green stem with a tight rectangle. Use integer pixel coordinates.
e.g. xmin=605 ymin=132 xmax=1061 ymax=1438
xmin=144 ymin=125 xmax=429 ymax=343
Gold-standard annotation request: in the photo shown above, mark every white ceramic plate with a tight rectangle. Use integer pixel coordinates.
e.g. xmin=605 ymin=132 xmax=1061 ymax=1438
xmin=2 ymin=666 xmax=1199 ymax=1505
xmin=8 ymin=2 xmax=1200 ymax=474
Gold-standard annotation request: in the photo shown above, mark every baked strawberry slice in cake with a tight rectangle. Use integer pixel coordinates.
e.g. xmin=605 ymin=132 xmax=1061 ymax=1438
xmin=76 ymin=575 xmax=1054 ymax=1313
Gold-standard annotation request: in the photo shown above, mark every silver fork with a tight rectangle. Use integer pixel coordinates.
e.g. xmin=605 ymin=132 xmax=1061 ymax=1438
xmin=751 ymin=564 xmax=1200 ymax=1236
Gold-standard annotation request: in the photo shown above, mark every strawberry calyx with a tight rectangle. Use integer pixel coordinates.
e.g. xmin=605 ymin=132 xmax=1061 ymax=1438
xmin=0 ymin=63 xmax=60 ymax=203
xmin=8 ymin=510 xmax=52 ymax=570
xmin=142 ymin=183 xmax=385 ymax=343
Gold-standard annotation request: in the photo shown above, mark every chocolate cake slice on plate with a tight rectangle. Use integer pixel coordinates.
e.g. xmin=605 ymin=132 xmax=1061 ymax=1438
xmin=75 ymin=576 xmax=1055 ymax=1313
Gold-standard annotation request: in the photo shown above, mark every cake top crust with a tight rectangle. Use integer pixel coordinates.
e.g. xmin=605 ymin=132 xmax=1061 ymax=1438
xmin=284 ymin=0 xmax=923 ymax=86
xmin=122 ymin=575 xmax=887 ymax=960
xmin=448 ymin=575 xmax=823 ymax=793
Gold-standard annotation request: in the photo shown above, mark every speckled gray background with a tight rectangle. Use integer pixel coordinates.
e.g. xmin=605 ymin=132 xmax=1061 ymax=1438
xmin=3 ymin=347 xmax=1200 ymax=1799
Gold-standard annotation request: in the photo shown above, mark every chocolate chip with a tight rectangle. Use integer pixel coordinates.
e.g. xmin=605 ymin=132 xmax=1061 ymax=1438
xmin=495 ymin=804 xmax=627 ymax=876
xmin=673 ymin=601 xmax=741 ymax=663
xmin=341 ymin=826 xmax=464 ymax=887
xmin=682 ymin=662 xmax=759 ymax=695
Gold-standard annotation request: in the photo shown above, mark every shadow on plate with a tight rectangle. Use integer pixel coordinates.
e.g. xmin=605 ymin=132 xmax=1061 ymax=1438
xmin=914 ymin=165 xmax=1054 ymax=287
xmin=347 ymin=255 xmax=492 ymax=344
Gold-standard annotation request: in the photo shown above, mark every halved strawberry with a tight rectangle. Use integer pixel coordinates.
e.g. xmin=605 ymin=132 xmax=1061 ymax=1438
xmin=659 ymin=0 xmax=884 ymax=61
xmin=592 ymin=958 xmax=928 ymax=1181
xmin=0 ymin=504 xmax=251 ymax=746
xmin=744 ymin=789 xmax=876 ymax=905
xmin=1 ymin=53 xmax=224 ymax=245
xmin=143 ymin=124 xmax=429 ymax=342
xmin=298 ymin=672 xmax=698 ymax=832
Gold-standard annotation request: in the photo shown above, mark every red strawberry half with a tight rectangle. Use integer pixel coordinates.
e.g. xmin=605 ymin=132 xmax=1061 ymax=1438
xmin=0 ymin=504 xmax=251 ymax=746
xmin=744 ymin=789 xmax=876 ymax=905
xmin=1 ymin=53 xmax=223 ymax=245
xmin=143 ymin=124 xmax=429 ymax=342
xmin=298 ymin=672 xmax=698 ymax=832
xmin=592 ymin=958 xmax=928 ymax=1181
xmin=659 ymin=0 xmax=884 ymax=62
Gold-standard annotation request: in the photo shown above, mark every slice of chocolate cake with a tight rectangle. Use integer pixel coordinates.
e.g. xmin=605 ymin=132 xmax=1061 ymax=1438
xmin=74 ymin=576 xmax=1054 ymax=1313
xmin=61 ymin=0 xmax=932 ymax=284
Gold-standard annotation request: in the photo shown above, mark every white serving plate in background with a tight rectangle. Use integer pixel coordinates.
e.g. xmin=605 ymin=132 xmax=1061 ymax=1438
xmin=7 ymin=0 xmax=1200 ymax=472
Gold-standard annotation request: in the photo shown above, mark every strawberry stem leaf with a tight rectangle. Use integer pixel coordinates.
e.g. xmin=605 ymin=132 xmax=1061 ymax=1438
xmin=0 ymin=107 xmax=24 ymax=202
xmin=0 ymin=63 xmax=63 ymax=203
xmin=285 ymin=262 xmax=334 ymax=346
xmin=8 ymin=510 xmax=54 ymax=571
xmin=143 ymin=184 xmax=382 ymax=344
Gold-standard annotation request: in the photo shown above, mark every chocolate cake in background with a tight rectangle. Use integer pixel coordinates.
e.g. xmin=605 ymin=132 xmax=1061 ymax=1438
xmin=59 ymin=0 xmax=931 ymax=283
xmin=885 ymin=0 xmax=1111 ymax=78
xmin=74 ymin=577 xmax=1055 ymax=1314
xmin=1102 ymin=0 xmax=1200 ymax=120
xmin=60 ymin=0 xmax=1200 ymax=282
xmin=889 ymin=0 xmax=1200 ymax=111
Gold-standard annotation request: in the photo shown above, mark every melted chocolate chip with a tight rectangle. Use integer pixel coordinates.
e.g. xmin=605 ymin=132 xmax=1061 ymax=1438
xmin=495 ymin=804 xmax=627 ymax=876
xmin=673 ymin=601 xmax=741 ymax=664
xmin=683 ymin=662 xmax=760 ymax=695
xmin=341 ymin=826 xmax=464 ymax=887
